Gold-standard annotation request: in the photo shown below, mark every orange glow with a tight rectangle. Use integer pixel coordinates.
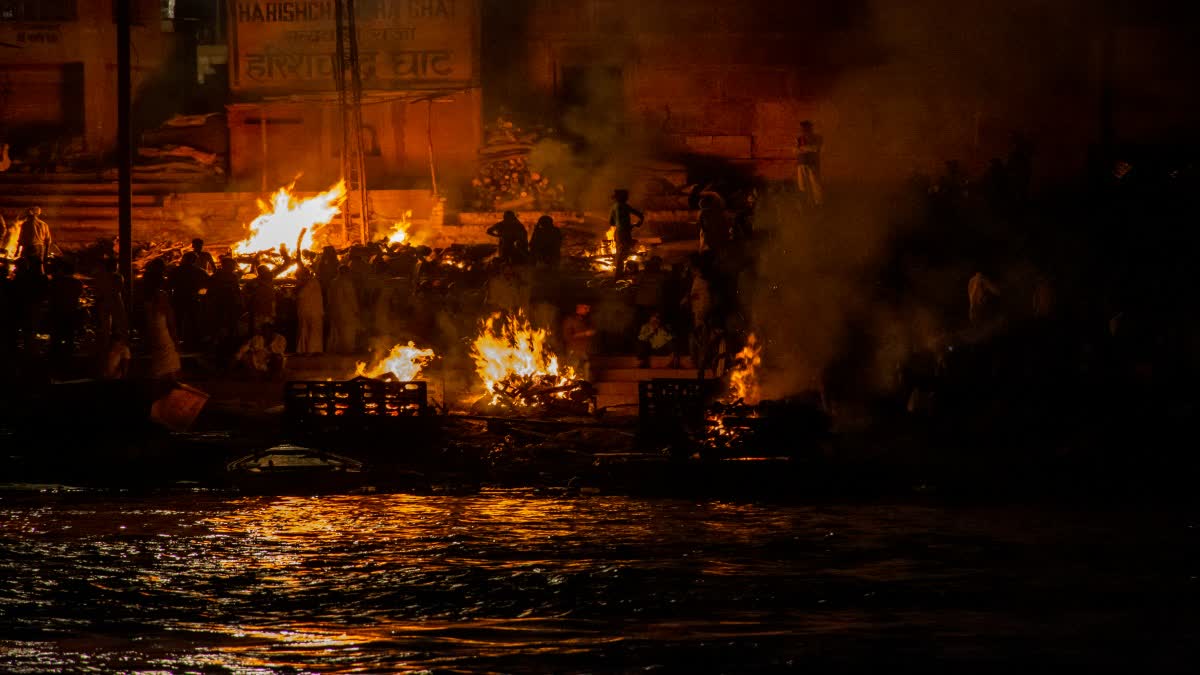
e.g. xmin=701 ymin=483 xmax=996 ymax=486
xmin=470 ymin=311 xmax=577 ymax=406
xmin=231 ymin=180 xmax=347 ymax=256
xmin=355 ymin=341 xmax=436 ymax=381
xmin=387 ymin=209 xmax=414 ymax=245
xmin=727 ymin=333 xmax=762 ymax=405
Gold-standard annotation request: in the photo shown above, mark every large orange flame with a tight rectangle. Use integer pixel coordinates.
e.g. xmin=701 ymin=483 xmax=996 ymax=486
xmin=386 ymin=210 xmax=414 ymax=245
xmin=470 ymin=311 xmax=577 ymax=406
xmin=355 ymin=341 xmax=436 ymax=382
xmin=727 ymin=333 xmax=762 ymax=405
xmin=231 ymin=180 xmax=347 ymax=256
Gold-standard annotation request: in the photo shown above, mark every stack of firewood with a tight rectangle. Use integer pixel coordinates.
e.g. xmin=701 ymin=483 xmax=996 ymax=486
xmin=485 ymin=373 xmax=596 ymax=417
xmin=470 ymin=117 xmax=567 ymax=211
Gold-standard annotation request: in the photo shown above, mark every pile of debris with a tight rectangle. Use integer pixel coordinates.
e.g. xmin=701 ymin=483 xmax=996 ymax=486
xmin=470 ymin=116 xmax=566 ymax=211
xmin=131 ymin=113 xmax=228 ymax=181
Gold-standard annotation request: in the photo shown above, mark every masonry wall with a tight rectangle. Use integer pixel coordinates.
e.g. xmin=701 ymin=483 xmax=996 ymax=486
xmin=0 ymin=0 xmax=169 ymax=158
xmin=486 ymin=0 xmax=1105 ymax=190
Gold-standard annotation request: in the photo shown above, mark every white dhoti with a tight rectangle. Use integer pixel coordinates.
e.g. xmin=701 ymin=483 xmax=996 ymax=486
xmin=797 ymin=164 xmax=823 ymax=206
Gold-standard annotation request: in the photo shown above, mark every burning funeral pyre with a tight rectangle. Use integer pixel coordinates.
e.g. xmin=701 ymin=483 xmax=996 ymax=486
xmin=581 ymin=226 xmax=652 ymax=274
xmin=355 ymin=341 xmax=437 ymax=382
xmin=233 ymin=181 xmax=347 ymax=255
xmin=470 ymin=311 xmax=594 ymax=415
xmin=386 ymin=210 xmax=414 ymax=246
xmin=707 ymin=334 xmax=767 ymax=453
xmin=227 ymin=181 xmax=349 ymax=278
xmin=703 ymin=334 xmax=829 ymax=458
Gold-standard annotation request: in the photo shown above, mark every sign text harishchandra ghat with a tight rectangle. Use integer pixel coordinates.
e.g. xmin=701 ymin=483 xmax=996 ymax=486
xmin=231 ymin=0 xmax=476 ymax=93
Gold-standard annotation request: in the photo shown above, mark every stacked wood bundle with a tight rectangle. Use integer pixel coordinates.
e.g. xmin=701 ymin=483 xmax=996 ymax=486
xmin=470 ymin=116 xmax=566 ymax=211
xmin=478 ymin=373 xmax=596 ymax=418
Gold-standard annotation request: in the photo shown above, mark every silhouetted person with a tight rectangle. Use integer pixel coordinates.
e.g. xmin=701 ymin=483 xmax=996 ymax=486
xmin=191 ymin=238 xmax=216 ymax=274
xmin=11 ymin=254 xmax=47 ymax=353
xmin=487 ymin=210 xmax=529 ymax=264
xmin=145 ymin=271 xmax=180 ymax=381
xmin=93 ymin=258 xmax=127 ymax=372
xmin=327 ymin=264 xmax=360 ymax=354
xmin=796 ymin=121 xmax=823 ymax=206
xmin=561 ymin=302 xmax=597 ymax=381
xmin=697 ymin=192 xmax=730 ymax=253
xmin=16 ymin=206 xmax=52 ymax=265
xmin=732 ymin=190 xmax=756 ymax=244
xmin=47 ymin=259 xmax=83 ymax=365
xmin=168 ymin=252 xmax=209 ymax=347
xmin=245 ymin=246 xmax=292 ymax=333
xmin=529 ymin=215 xmax=563 ymax=267
xmin=294 ymin=261 xmax=324 ymax=355
xmin=208 ymin=256 xmax=243 ymax=342
xmin=317 ymin=245 xmax=340 ymax=291
xmin=234 ymin=321 xmax=287 ymax=380
xmin=636 ymin=311 xmax=681 ymax=368
xmin=610 ymin=189 xmax=643 ymax=278
xmin=968 ymin=271 xmax=1001 ymax=324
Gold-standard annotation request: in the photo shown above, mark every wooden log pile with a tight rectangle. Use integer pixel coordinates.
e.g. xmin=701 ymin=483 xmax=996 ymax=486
xmin=470 ymin=116 xmax=566 ymax=211
xmin=483 ymin=373 xmax=596 ymax=417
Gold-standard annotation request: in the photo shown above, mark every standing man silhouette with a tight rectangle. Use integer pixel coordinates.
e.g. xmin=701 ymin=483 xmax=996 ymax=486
xmin=796 ymin=121 xmax=824 ymax=207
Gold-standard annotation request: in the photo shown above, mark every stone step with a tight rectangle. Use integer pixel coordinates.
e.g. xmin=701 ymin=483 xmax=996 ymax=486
xmin=592 ymin=355 xmax=694 ymax=370
xmin=0 ymin=194 xmax=159 ymax=207
xmin=594 ymin=380 xmax=640 ymax=396
xmin=596 ymin=392 xmax=639 ymax=411
xmin=596 ymin=367 xmax=696 ymax=382
xmin=5 ymin=205 xmax=168 ymax=220
xmin=0 ymin=176 xmax=208 ymax=194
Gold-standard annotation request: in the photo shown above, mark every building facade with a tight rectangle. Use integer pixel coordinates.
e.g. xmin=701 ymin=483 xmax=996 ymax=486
xmin=225 ymin=0 xmax=482 ymax=193
xmin=485 ymin=0 xmax=1113 ymax=192
xmin=0 ymin=0 xmax=169 ymax=160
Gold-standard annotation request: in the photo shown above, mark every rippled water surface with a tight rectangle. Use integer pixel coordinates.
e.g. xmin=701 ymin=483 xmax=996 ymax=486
xmin=1 ymin=489 xmax=1197 ymax=673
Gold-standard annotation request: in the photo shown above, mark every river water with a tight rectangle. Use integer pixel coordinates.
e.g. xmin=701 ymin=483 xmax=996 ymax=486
xmin=1 ymin=489 xmax=1196 ymax=673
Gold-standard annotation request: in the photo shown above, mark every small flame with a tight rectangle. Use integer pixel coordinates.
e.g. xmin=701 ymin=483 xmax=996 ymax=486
xmin=387 ymin=210 xmax=414 ymax=245
xmin=727 ymin=334 xmax=762 ymax=405
xmin=231 ymin=180 xmax=347 ymax=256
xmin=470 ymin=311 xmax=576 ymax=406
xmin=355 ymin=341 xmax=436 ymax=381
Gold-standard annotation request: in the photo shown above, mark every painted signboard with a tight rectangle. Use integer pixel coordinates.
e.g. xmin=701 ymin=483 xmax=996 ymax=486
xmin=229 ymin=0 xmax=478 ymax=94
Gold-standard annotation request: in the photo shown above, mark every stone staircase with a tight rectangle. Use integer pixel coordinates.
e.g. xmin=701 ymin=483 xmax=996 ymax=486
xmin=591 ymin=354 xmax=711 ymax=413
xmin=0 ymin=172 xmax=221 ymax=248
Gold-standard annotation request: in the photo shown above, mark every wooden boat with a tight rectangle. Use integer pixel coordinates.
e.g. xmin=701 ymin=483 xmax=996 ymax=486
xmin=226 ymin=445 xmax=369 ymax=495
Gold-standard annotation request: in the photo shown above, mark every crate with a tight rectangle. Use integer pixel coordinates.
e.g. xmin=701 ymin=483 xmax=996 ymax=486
xmin=284 ymin=377 xmax=429 ymax=432
xmin=637 ymin=378 xmax=720 ymax=448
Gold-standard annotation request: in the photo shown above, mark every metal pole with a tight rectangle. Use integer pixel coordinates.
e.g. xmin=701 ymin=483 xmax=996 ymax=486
xmin=427 ymin=99 xmax=439 ymax=198
xmin=260 ymin=110 xmax=268 ymax=193
xmin=117 ymin=0 xmax=133 ymax=302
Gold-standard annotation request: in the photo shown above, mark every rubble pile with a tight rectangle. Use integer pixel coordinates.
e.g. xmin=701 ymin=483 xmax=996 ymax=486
xmin=470 ymin=117 xmax=566 ymax=212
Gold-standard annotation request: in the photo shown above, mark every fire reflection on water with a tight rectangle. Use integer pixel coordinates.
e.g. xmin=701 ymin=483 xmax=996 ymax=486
xmin=0 ymin=492 xmax=1188 ymax=672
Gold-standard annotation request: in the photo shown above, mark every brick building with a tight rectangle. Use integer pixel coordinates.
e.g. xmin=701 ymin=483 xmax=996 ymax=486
xmin=225 ymin=0 xmax=482 ymax=193
xmin=0 ymin=0 xmax=170 ymax=160
xmin=481 ymin=0 xmax=1119 ymax=194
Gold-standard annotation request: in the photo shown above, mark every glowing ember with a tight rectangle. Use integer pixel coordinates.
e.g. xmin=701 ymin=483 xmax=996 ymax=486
xmin=355 ymin=341 xmax=436 ymax=381
xmin=231 ymin=180 xmax=347 ymax=256
xmin=727 ymin=334 xmax=762 ymax=405
xmin=470 ymin=311 xmax=577 ymax=407
xmin=588 ymin=226 xmax=645 ymax=273
xmin=387 ymin=210 xmax=414 ymax=245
